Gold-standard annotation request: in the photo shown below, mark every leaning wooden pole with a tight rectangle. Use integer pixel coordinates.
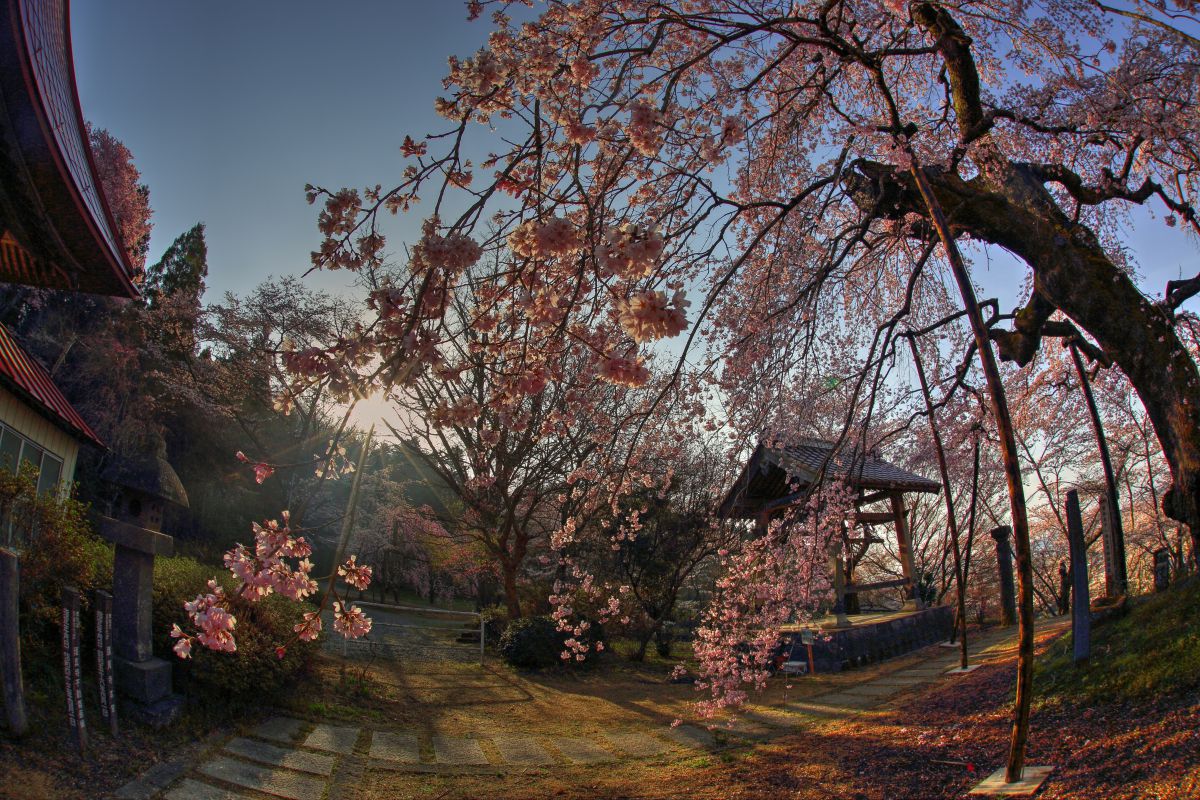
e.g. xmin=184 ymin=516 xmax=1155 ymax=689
xmin=906 ymin=334 xmax=969 ymax=669
xmin=909 ymin=161 xmax=1036 ymax=783
xmin=1067 ymin=342 xmax=1128 ymax=596
xmin=962 ymin=434 xmax=982 ymax=609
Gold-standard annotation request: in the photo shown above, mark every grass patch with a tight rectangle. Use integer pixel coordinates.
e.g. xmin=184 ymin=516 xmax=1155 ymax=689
xmin=1035 ymin=576 xmax=1200 ymax=705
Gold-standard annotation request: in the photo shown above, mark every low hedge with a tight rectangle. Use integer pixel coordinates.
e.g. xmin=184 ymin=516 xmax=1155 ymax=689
xmin=498 ymin=616 xmax=564 ymax=668
xmin=497 ymin=615 xmax=605 ymax=669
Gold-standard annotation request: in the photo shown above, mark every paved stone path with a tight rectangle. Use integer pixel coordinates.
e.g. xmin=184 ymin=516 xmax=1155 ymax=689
xmin=121 ymin=624 xmax=1056 ymax=799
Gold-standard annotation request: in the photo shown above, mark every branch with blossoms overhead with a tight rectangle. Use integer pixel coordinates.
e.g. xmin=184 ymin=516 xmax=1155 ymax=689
xmin=170 ymin=510 xmax=375 ymax=659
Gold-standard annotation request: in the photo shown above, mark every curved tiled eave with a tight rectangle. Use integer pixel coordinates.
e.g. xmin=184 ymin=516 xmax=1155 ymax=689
xmin=0 ymin=0 xmax=139 ymax=298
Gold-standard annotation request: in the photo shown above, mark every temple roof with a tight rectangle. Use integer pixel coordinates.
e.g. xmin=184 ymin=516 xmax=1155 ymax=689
xmin=718 ymin=439 xmax=940 ymax=519
xmin=0 ymin=0 xmax=139 ymax=297
xmin=0 ymin=323 xmax=101 ymax=446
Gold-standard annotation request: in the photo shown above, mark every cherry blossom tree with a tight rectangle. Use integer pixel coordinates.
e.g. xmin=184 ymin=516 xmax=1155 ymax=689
xmin=87 ymin=123 xmax=153 ymax=276
xmin=297 ymin=0 xmax=1200 ymax=778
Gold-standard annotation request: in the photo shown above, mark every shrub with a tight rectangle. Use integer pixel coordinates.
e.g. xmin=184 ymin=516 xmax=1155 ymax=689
xmin=479 ymin=605 xmax=510 ymax=646
xmin=153 ymin=554 xmax=318 ymax=701
xmin=1 ymin=467 xmax=103 ymax=633
xmin=498 ymin=615 xmax=565 ymax=668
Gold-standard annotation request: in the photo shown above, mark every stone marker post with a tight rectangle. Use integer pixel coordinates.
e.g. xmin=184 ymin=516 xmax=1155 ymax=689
xmin=0 ymin=548 xmax=26 ymax=736
xmin=1098 ymin=494 xmax=1120 ymax=599
xmin=98 ymin=516 xmax=181 ymax=725
xmin=94 ymin=589 xmax=117 ymax=736
xmin=61 ymin=586 xmax=87 ymax=752
xmin=1153 ymin=548 xmax=1171 ymax=592
xmin=991 ymin=526 xmax=1017 ymax=626
xmin=1065 ymin=490 xmax=1091 ymax=664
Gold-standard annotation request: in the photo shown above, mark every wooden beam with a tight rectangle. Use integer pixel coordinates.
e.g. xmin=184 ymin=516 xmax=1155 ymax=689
xmin=760 ymin=490 xmax=806 ymax=515
xmin=856 ymin=490 xmax=890 ymax=506
xmin=857 ymin=511 xmax=898 ymax=524
xmin=844 ymin=577 xmax=910 ymax=592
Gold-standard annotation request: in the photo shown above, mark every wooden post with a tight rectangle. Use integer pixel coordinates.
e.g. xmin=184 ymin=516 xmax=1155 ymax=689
xmin=1065 ymin=491 xmax=1091 ymax=664
xmin=825 ymin=542 xmax=851 ymax=629
xmin=94 ymin=589 xmax=118 ymax=736
xmin=910 ymin=160 xmax=1036 ymax=784
xmin=0 ymin=548 xmax=27 ymax=736
xmin=890 ymin=494 xmax=923 ymax=611
xmin=61 ymin=586 xmax=88 ymax=752
xmin=907 ymin=334 xmax=969 ymax=669
xmin=991 ymin=526 xmax=1018 ymax=627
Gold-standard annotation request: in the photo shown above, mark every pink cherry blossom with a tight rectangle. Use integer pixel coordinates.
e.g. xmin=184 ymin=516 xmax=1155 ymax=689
xmin=332 ymin=601 xmax=373 ymax=638
xmin=617 ymin=289 xmax=689 ymax=343
xmin=338 ymin=555 xmax=373 ymax=591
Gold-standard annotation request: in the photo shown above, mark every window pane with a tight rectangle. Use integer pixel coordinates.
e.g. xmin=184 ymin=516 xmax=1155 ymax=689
xmin=36 ymin=454 xmax=62 ymax=495
xmin=19 ymin=442 xmax=44 ymax=473
xmin=0 ymin=429 xmax=19 ymax=473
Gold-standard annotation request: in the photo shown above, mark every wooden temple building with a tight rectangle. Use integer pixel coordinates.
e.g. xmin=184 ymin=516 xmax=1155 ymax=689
xmin=0 ymin=0 xmax=139 ymax=490
xmin=0 ymin=0 xmax=190 ymax=724
xmin=720 ymin=440 xmax=954 ymax=672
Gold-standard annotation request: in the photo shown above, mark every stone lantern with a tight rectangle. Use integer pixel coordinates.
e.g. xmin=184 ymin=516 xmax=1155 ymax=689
xmin=96 ymin=432 xmax=188 ymax=726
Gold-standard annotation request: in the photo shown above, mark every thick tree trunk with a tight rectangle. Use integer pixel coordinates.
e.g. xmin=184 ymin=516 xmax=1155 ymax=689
xmin=501 ymin=561 xmax=522 ymax=619
xmin=850 ymin=160 xmax=1200 ymax=559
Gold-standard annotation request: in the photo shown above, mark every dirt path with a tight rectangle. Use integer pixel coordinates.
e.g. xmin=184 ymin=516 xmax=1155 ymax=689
xmin=110 ymin=620 xmax=1066 ymax=799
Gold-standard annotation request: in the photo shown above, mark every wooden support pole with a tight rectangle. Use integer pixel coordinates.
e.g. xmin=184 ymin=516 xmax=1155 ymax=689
xmin=890 ymin=494 xmax=923 ymax=611
xmin=1065 ymin=490 xmax=1091 ymax=664
xmin=0 ymin=548 xmax=27 ymax=736
xmin=825 ymin=541 xmax=851 ymax=629
xmin=908 ymin=334 xmax=970 ymax=669
xmin=953 ymin=434 xmax=982 ymax=641
xmin=909 ymin=161 xmax=1035 ymax=783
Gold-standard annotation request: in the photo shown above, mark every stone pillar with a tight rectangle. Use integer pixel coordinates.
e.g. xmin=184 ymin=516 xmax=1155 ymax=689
xmin=1153 ymin=548 xmax=1171 ymax=592
xmin=1065 ymin=490 xmax=1091 ymax=663
xmin=991 ymin=526 xmax=1017 ymax=626
xmin=890 ymin=494 xmax=922 ymax=611
xmin=97 ymin=516 xmax=181 ymax=726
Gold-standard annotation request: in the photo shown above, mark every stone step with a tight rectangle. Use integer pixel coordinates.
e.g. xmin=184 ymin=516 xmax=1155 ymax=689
xmin=492 ymin=735 xmax=556 ymax=765
xmin=368 ymin=731 xmax=420 ymax=764
xmin=163 ymin=778 xmax=253 ymax=800
xmin=251 ymin=717 xmax=307 ymax=744
xmin=550 ymin=736 xmax=617 ymax=764
xmin=302 ymin=723 xmax=361 ymax=755
xmin=432 ymin=736 xmax=490 ymax=765
xmin=223 ymin=737 xmax=335 ymax=776
xmin=196 ymin=757 xmax=326 ymax=800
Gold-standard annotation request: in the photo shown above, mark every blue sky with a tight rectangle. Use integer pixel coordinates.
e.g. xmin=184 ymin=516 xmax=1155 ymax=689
xmin=71 ymin=1 xmax=494 ymax=299
xmin=71 ymin=2 xmax=1198 ymax=314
